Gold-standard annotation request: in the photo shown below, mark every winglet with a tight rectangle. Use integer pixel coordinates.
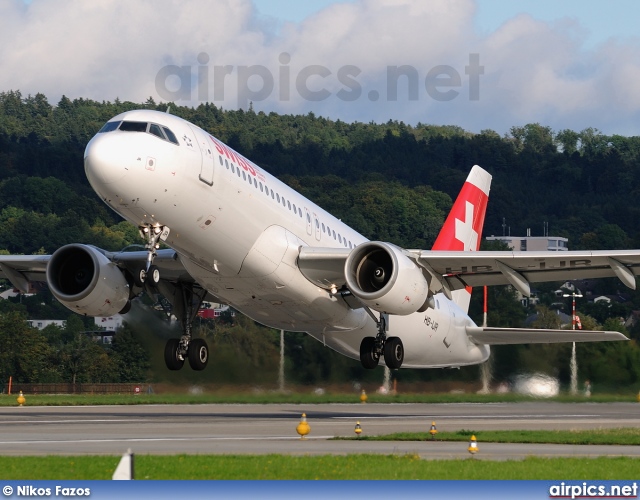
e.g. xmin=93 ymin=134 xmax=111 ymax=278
xmin=432 ymin=165 xmax=491 ymax=252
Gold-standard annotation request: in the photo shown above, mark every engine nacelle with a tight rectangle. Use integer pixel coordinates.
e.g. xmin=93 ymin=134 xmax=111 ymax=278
xmin=345 ymin=241 xmax=429 ymax=315
xmin=46 ymin=244 xmax=130 ymax=317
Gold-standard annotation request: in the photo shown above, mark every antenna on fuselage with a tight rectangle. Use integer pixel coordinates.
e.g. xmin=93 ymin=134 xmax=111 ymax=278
xmin=165 ymin=106 xmax=171 ymax=114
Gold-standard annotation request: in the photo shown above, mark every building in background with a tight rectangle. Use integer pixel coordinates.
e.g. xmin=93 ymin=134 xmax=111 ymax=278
xmin=486 ymin=228 xmax=568 ymax=252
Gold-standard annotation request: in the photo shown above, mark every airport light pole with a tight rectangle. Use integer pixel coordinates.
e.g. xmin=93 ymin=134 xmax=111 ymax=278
xmin=279 ymin=330 xmax=285 ymax=392
xmin=563 ymin=292 xmax=583 ymax=395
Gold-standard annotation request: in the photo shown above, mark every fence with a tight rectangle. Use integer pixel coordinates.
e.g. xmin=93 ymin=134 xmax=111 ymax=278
xmin=2 ymin=383 xmax=151 ymax=395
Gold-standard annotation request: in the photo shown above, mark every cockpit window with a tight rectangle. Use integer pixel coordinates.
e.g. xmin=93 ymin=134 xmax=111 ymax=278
xmin=98 ymin=121 xmax=121 ymax=133
xmin=119 ymin=121 xmax=148 ymax=132
xmin=149 ymin=123 xmax=165 ymax=139
xmin=162 ymin=127 xmax=179 ymax=145
xmin=99 ymin=119 xmax=180 ymax=146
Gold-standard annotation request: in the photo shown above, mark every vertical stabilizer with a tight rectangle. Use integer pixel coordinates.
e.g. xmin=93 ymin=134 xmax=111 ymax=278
xmin=432 ymin=165 xmax=492 ymax=311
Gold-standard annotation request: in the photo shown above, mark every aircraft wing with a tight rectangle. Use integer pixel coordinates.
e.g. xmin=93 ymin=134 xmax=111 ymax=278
xmin=298 ymin=246 xmax=640 ymax=296
xmin=466 ymin=326 xmax=628 ymax=345
xmin=0 ymin=247 xmax=196 ymax=293
xmin=0 ymin=255 xmax=50 ymax=291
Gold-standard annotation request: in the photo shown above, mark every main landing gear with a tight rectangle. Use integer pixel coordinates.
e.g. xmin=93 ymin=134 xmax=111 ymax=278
xmin=359 ymin=311 xmax=404 ymax=370
xmin=136 ymin=224 xmax=209 ymax=371
xmin=162 ymin=282 xmax=210 ymax=371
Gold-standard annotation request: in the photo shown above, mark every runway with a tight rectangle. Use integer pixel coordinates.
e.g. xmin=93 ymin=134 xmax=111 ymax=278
xmin=0 ymin=402 xmax=639 ymax=459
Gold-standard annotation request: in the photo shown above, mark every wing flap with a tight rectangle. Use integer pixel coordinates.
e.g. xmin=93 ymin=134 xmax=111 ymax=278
xmin=466 ymin=326 xmax=628 ymax=345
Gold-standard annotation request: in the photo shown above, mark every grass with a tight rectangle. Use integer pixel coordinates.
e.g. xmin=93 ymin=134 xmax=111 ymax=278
xmin=0 ymin=454 xmax=639 ymax=480
xmin=339 ymin=428 xmax=640 ymax=446
xmin=2 ymin=391 xmax=639 ymax=406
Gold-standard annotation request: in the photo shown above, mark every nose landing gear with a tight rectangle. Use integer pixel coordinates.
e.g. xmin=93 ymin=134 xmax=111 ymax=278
xmin=136 ymin=224 xmax=169 ymax=285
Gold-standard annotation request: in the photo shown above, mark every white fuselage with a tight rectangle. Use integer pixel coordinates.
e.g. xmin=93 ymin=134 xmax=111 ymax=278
xmin=84 ymin=110 xmax=489 ymax=368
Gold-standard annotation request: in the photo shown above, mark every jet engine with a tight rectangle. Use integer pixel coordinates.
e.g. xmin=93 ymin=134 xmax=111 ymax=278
xmin=344 ymin=241 xmax=429 ymax=315
xmin=46 ymin=244 xmax=130 ymax=317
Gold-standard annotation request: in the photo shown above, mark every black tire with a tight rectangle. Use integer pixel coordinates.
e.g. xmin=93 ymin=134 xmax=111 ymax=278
xmin=384 ymin=336 xmax=404 ymax=369
xmin=164 ymin=338 xmax=184 ymax=371
xmin=147 ymin=265 xmax=161 ymax=285
xmin=359 ymin=337 xmax=380 ymax=369
xmin=188 ymin=338 xmax=209 ymax=371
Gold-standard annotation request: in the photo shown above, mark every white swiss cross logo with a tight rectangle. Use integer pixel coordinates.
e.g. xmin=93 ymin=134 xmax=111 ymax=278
xmin=455 ymin=201 xmax=478 ymax=251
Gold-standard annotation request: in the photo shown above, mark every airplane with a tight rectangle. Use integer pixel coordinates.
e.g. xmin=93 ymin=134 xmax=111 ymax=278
xmin=0 ymin=109 xmax=635 ymax=373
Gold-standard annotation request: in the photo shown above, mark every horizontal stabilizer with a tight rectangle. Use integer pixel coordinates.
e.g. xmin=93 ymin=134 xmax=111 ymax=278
xmin=466 ymin=326 xmax=627 ymax=345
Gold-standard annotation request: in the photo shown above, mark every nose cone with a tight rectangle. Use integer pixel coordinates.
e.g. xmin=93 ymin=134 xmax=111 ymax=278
xmin=84 ymin=134 xmax=130 ymax=188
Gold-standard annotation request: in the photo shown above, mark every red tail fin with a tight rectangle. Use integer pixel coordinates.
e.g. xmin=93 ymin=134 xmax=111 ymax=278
xmin=432 ymin=165 xmax=491 ymax=251
xmin=432 ymin=165 xmax=491 ymax=312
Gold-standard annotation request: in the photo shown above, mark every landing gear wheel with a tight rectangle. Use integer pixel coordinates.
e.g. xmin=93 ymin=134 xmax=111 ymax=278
xmin=188 ymin=338 xmax=209 ymax=371
xmin=135 ymin=268 xmax=146 ymax=287
xmin=359 ymin=336 xmax=380 ymax=369
xmin=164 ymin=338 xmax=184 ymax=371
xmin=384 ymin=336 xmax=404 ymax=369
xmin=147 ymin=265 xmax=160 ymax=285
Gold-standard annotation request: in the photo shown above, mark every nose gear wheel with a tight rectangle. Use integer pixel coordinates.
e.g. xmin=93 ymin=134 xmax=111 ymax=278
xmin=137 ymin=224 xmax=169 ymax=284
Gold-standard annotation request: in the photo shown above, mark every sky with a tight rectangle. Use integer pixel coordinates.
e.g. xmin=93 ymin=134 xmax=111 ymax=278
xmin=3 ymin=0 xmax=640 ymax=135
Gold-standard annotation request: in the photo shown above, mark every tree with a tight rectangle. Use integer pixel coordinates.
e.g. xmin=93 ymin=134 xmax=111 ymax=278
xmin=110 ymin=322 xmax=150 ymax=382
xmin=0 ymin=311 xmax=54 ymax=383
xmin=531 ymin=305 xmax=562 ymax=329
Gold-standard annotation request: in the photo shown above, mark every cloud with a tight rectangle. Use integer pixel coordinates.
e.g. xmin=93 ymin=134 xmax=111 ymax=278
xmin=2 ymin=0 xmax=640 ymax=135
